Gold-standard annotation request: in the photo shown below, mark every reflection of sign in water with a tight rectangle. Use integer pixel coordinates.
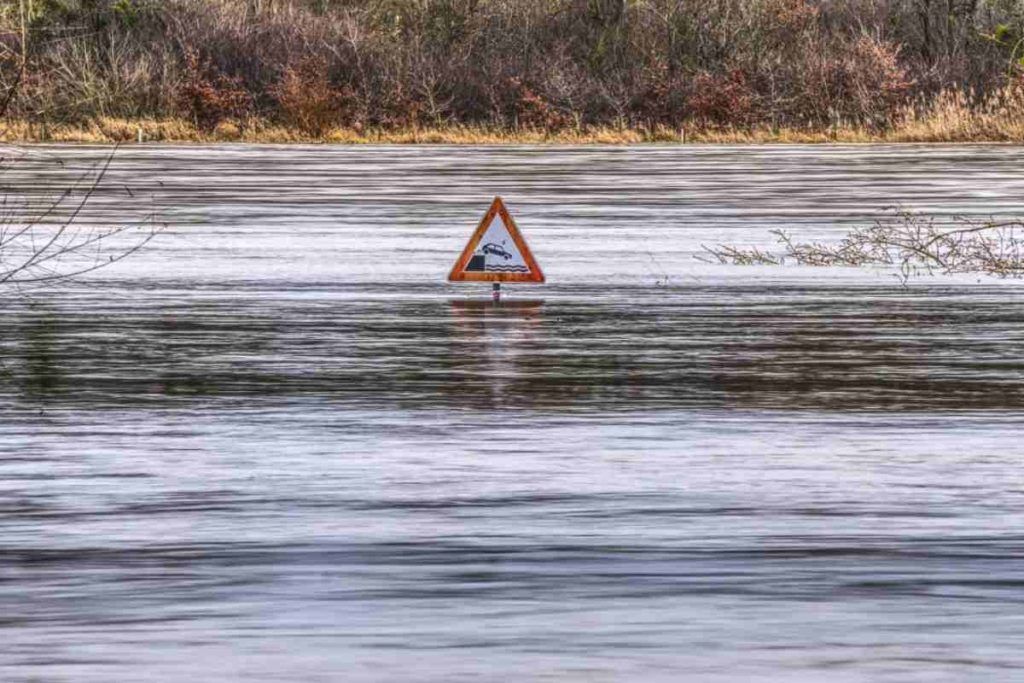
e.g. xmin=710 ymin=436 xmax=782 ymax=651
xmin=448 ymin=197 xmax=545 ymax=283
xmin=448 ymin=299 xmax=545 ymax=405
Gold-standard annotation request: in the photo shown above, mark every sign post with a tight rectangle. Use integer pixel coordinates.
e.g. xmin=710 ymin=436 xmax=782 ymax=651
xmin=447 ymin=197 xmax=545 ymax=302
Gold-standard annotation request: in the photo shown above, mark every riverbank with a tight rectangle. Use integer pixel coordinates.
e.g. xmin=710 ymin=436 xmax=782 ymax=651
xmin=4 ymin=110 xmax=1024 ymax=145
xmin=5 ymin=1 xmax=1023 ymax=146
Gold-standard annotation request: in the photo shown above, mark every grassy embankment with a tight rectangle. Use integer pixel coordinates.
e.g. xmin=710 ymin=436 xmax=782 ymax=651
xmin=2 ymin=1 xmax=1024 ymax=144
xmin=6 ymin=87 xmax=1024 ymax=144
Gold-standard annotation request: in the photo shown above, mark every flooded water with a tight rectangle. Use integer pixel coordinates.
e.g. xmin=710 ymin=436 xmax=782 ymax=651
xmin=2 ymin=144 xmax=1024 ymax=681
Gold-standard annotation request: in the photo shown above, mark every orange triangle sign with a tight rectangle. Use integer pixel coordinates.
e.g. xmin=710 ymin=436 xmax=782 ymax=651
xmin=448 ymin=197 xmax=545 ymax=283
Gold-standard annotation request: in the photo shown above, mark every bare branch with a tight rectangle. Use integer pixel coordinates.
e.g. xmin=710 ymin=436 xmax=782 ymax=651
xmin=699 ymin=207 xmax=1024 ymax=282
xmin=0 ymin=146 xmax=162 ymax=289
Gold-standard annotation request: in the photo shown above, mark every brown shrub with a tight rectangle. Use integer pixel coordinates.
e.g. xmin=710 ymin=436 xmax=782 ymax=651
xmin=686 ymin=70 xmax=757 ymax=126
xmin=799 ymin=35 xmax=913 ymax=128
xmin=5 ymin=0 xmax=1023 ymax=136
xmin=508 ymin=77 xmax=571 ymax=130
xmin=176 ymin=48 xmax=252 ymax=130
xmin=762 ymin=0 xmax=820 ymax=38
xmin=271 ymin=56 xmax=355 ymax=136
xmin=632 ymin=64 xmax=686 ymax=126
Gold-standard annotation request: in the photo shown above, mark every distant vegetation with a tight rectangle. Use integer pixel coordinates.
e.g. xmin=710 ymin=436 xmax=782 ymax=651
xmin=2 ymin=0 xmax=1024 ymax=142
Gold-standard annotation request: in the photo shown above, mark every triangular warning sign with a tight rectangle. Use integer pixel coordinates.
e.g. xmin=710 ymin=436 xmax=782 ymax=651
xmin=448 ymin=197 xmax=545 ymax=283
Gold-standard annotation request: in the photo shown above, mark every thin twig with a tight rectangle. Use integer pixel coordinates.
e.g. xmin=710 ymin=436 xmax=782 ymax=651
xmin=699 ymin=206 xmax=1024 ymax=281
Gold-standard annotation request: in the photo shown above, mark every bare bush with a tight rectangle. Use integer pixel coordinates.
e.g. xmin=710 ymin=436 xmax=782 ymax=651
xmin=700 ymin=207 xmax=1024 ymax=282
xmin=177 ymin=48 xmax=253 ymax=130
xmin=1 ymin=0 xmax=1024 ymax=134
xmin=0 ymin=7 xmax=158 ymax=291
xmin=272 ymin=55 xmax=355 ymax=135
xmin=686 ymin=70 xmax=758 ymax=126
xmin=0 ymin=146 xmax=160 ymax=289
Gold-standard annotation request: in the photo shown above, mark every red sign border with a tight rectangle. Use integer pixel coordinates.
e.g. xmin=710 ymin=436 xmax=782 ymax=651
xmin=447 ymin=197 xmax=545 ymax=283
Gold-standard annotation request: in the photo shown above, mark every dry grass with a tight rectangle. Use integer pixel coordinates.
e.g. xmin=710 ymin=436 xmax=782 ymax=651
xmin=2 ymin=83 xmax=1023 ymax=145
xmin=890 ymin=85 xmax=1024 ymax=142
xmin=2 ymin=106 xmax=1022 ymax=146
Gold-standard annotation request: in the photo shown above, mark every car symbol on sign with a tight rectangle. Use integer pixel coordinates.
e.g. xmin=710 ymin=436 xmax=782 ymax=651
xmin=482 ymin=243 xmax=513 ymax=260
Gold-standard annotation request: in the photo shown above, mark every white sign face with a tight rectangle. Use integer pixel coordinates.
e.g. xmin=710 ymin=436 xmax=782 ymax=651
xmin=448 ymin=197 xmax=545 ymax=283
xmin=465 ymin=213 xmax=530 ymax=274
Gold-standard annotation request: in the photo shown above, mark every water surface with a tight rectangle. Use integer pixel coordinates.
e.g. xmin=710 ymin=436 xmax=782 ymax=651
xmin=2 ymin=145 xmax=1024 ymax=682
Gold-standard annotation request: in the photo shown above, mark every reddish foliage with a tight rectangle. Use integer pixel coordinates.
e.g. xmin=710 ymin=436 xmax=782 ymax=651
xmin=686 ymin=71 xmax=757 ymax=125
xmin=763 ymin=0 xmax=819 ymax=37
xmin=632 ymin=64 xmax=688 ymax=126
xmin=176 ymin=49 xmax=251 ymax=130
xmin=8 ymin=0 xmax=1017 ymax=135
xmin=272 ymin=56 xmax=357 ymax=135
xmin=507 ymin=77 xmax=571 ymax=130
xmin=798 ymin=35 xmax=913 ymax=127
